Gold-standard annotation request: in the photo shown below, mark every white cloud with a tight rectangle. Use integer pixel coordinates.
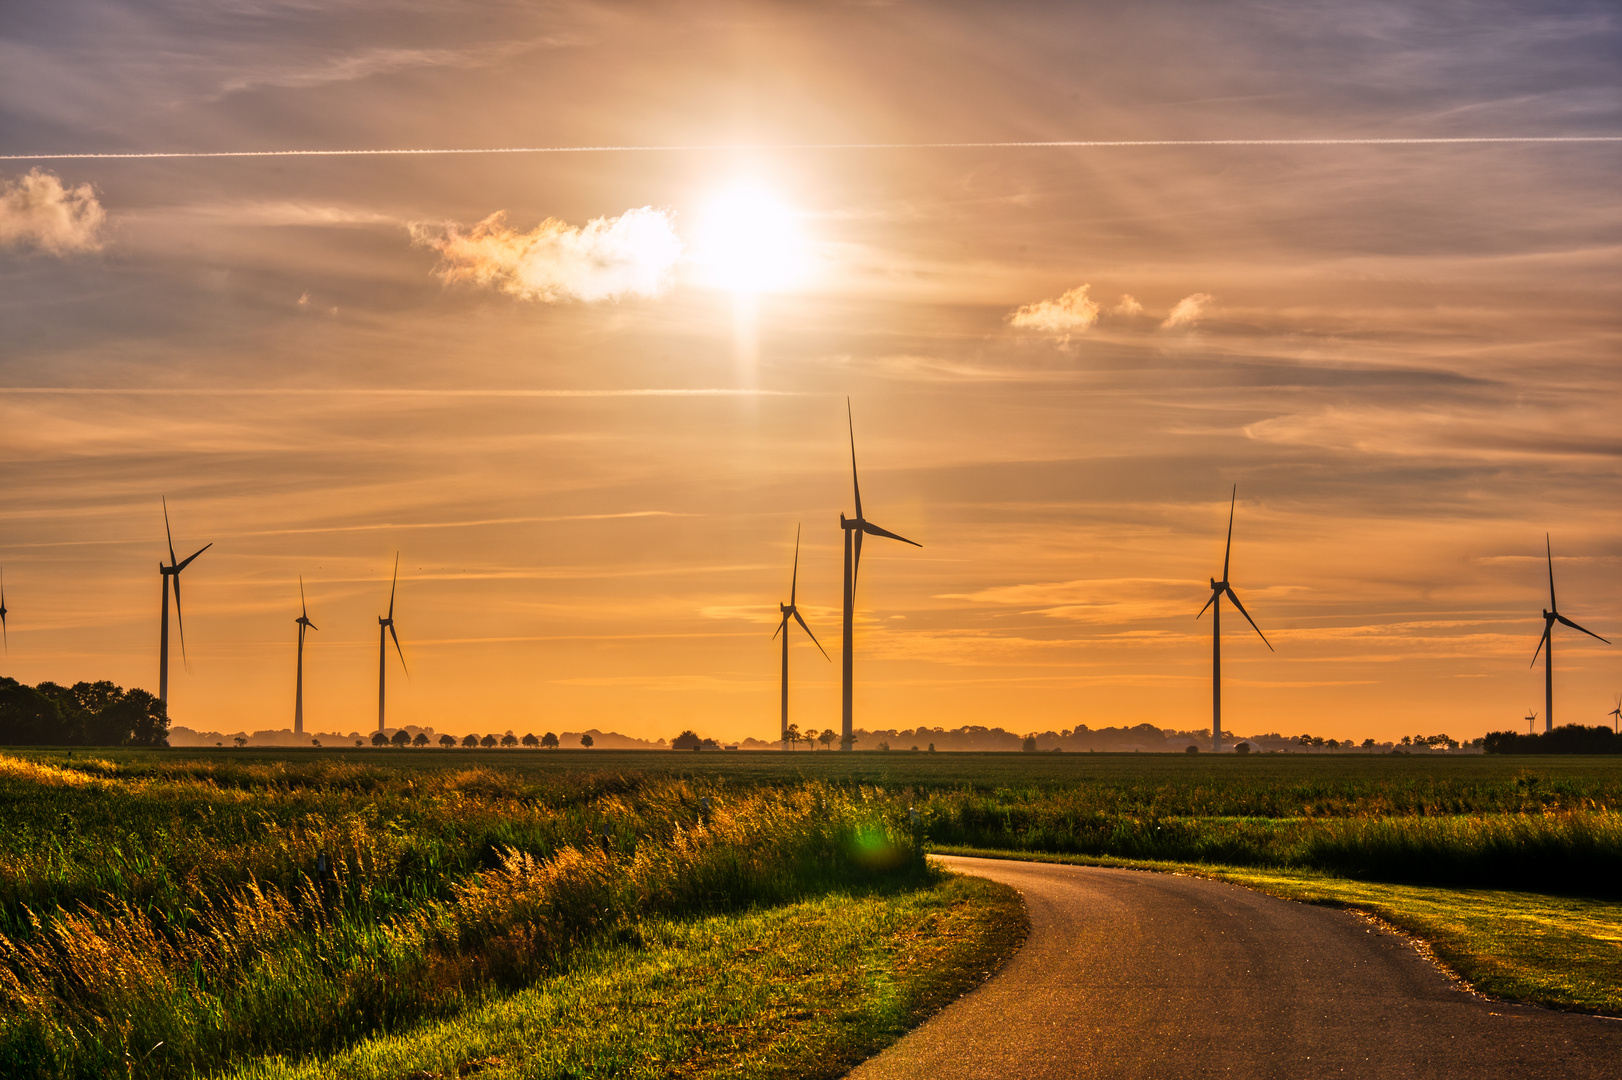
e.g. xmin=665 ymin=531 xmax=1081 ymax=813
xmin=409 ymin=207 xmax=683 ymax=303
xmin=0 ymin=169 xmax=106 ymax=255
xmin=1161 ymin=292 xmax=1214 ymax=329
xmin=1113 ymin=294 xmax=1144 ymax=316
xmin=1008 ymin=284 xmax=1099 ymax=341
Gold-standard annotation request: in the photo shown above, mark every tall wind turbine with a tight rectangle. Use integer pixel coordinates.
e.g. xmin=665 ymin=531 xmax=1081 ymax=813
xmin=158 ymin=500 xmax=212 ymax=708
xmin=377 ymin=555 xmax=408 ymax=734
xmin=1531 ymin=535 xmax=1610 ymax=731
xmin=774 ymin=526 xmax=829 ymax=744
xmin=1196 ymin=486 xmax=1272 ymax=752
xmin=294 ymin=577 xmax=318 ymax=737
xmin=1608 ymin=693 xmax=1621 ymax=733
xmin=1 ymin=568 xmax=8 ymax=652
xmin=840 ymin=401 xmax=920 ymax=751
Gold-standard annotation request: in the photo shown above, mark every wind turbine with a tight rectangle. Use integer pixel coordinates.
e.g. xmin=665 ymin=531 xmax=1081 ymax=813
xmin=773 ymin=525 xmax=829 ymax=744
xmin=1608 ymin=693 xmax=1620 ymax=733
xmin=376 ymin=554 xmax=408 ymax=734
xmin=1525 ymin=709 xmax=1537 ymax=735
xmin=1 ymin=568 xmax=8 ymax=652
xmin=1530 ymin=535 xmax=1610 ymax=732
xmin=1195 ymin=486 xmax=1273 ymax=752
xmin=840 ymin=401 xmax=921 ymax=751
xmin=294 ymin=577 xmax=318 ymax=737
xmin=158 ymin=500 xmax=211 ymax=708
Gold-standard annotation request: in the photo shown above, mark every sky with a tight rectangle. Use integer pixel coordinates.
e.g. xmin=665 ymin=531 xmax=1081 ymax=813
xmin=1 ymin=0 xmax=1619 ymax=745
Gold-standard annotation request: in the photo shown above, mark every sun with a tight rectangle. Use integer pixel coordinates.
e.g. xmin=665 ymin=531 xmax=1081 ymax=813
xmin=693 ymin=182 xmax=810 ymax=293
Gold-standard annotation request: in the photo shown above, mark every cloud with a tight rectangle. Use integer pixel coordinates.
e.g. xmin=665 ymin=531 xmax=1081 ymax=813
xmin=1161 ymin=292 xmax=1214 ymax=329
xmin=0 ymin=169 xmax=106 ymax=255
xmin=1113 ymin=294 xmax=1145 ymax=316
xmin=1008 ymin=284 xmax=1099 ymax=340
xmin=410 ymin=208 xmax=683 ymax=303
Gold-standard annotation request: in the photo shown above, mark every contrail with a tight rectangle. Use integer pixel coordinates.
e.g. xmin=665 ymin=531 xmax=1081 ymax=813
xmin=3 ymin=136 xmax=1620 ymax=161
xmin=0 ymin=387 xmax=800 ymax=397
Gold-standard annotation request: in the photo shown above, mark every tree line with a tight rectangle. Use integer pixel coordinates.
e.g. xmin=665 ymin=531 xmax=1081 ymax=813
xmin=0 ymin=678 xmax=169 ymax=746
xmin=1484 ymin=725 xmax=1620 ymax=754
xmin=363 ymin=730 xmax=595 ymax=749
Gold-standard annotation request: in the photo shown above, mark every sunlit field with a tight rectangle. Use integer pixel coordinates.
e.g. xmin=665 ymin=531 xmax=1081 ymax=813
xmin=2 ymin=747 xmax=1616 ymax=1076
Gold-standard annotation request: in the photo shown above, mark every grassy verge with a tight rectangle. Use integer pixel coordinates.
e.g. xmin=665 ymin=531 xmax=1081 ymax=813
xmin=933 ymin=845 xmax=1622 ymax=1016
xmin=224 ymin=873 xmax=1026 ymax=1080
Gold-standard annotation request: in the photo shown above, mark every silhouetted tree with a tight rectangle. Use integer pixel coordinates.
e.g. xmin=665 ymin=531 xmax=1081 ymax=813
xmin=1361 ymin=738 xmax=1376 ymax=750
xmin=501 ymin=733 xmax=518 ymax=748
xmin=391 ymin=730 xmax=410 ymax=747
xmin=540 ymin=731 xmax=559 ymax=749
xmin=413 ymin=732 xmax=429 ymax=747
xmin=784 ymin=723 xmax=800 ymax=750
xmin=234 ymin=736 xmax=247 ymax=747
xmin=1234 ymin=742 xmax=1251 ymax=755
xmin=0 ymin=678 xmax=64 ymax=744
xmin=580 ymin=733 xmax=594 ymax=748
xmin=371 ymin=731 xmax=388 ymax=747
xmin=439 ymin=734 xmax=456 ymax=748
xmin=1022 ymin=733 xmax=1038 ymax=752
xmin=803 ymin=727 xmax=820 ymax=750
xmin=522 ymin=733 xmax=540 ymax=747
xmin=671 ymin=730 xmax=701 ymax=751
xmin=480 ymin=734 xmax=497 ymax=748
xmin=0 ymin=678 xmax=169 ymax=746
xmin=311 ymin=739 xmax=321 ymax=748
xmin=1185 ymin=744 xmax=1199 ymax=754
xmin=819 ymin=729 xmax=837 ymax=750
xmin=461 ymin=733 xmax=479 ymax=748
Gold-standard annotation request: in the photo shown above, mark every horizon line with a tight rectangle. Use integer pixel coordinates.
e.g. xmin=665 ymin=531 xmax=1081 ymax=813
xmin=0 ymin=387 xmax=800 ymax=397
xmin=4 ymin=136 xmax=1620 ymax=161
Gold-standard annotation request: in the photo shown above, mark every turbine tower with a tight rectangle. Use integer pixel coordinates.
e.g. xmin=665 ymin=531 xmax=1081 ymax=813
xmin=1530 ymin=535 xmax=1610 ymax=732
xmin=1525 ymin=709 xmax=1537 ymax=735
xmin=377 ymin=554 xmax=408 ymax=733
xmin=840 ymin=401 xmax=920 ymax=751
xmin=1 ymin=568 xmax=8 ymax=652
xmin=294 ymin=577 xmax=318 ymax=737
xmin=773 ymin=525 xmax=829 ymax=744
xmin=1196 ymin=486 xmax=1272 ymax=752
xmin=158 ymin=500 xmax=212 ymax=709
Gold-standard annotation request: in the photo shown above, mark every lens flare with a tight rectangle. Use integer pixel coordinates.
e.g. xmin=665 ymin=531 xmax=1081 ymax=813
xmin=693 ymin=182 xmax=809 ymax=293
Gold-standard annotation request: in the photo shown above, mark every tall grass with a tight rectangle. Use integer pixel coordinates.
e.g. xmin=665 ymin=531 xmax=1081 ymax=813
xmin=0 ymin=756 xmax=923 ymax=1079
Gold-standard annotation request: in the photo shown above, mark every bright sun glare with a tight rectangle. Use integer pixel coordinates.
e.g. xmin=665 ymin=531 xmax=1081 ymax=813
xmin=694 ymin=183 xmax=810 ymax=293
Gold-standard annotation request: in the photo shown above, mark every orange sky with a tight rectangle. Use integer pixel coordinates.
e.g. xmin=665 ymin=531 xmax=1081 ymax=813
xmin=1 ymin=1 xmax=1619 ymax=743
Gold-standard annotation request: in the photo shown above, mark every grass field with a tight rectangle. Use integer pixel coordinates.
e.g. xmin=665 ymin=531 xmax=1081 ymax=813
xmin=1 ymin=746 xmax=1616 ymax=1076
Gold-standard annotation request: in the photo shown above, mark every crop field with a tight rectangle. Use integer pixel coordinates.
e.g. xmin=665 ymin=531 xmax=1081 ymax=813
xmin=1 ymin=747 xmax=1616 ymax=1077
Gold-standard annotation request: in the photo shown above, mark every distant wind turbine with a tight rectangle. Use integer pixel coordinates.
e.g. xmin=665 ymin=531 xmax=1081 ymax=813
xmin=1530 ymin=535 xmax=1610 ymax=732
xmin=158 ymin=499 xmax=211 ymax=708
xmin=377 ymin=554 xmax=408 ymax=733
xmin=1608 ymin=693 xmax=1621 ymax=733
xmin=1525 ymin=709 xmax=1538 ymax=735
xmin=294 ymin=577 xmax=318 ymax=737
xmin=1 ymin=568 xmax=8 ymax=652
xmin=840 ymin=401 xmax=921 ymax=751
xmin=774 ymin=526 xmax=829 ymax=744
xmin=1196 ymin=486 xmax=1273 ymax=752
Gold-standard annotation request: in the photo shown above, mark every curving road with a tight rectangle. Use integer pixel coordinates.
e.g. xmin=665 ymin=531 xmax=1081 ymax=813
xmin=848 ymin=855 xmax=1621 ymax=1080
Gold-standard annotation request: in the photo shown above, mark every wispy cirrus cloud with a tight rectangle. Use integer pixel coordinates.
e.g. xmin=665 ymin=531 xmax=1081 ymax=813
xmin=0 ymin=169 xmax=105 ymax=255
xmin=409 ymin=208 xmax=683 ymax=303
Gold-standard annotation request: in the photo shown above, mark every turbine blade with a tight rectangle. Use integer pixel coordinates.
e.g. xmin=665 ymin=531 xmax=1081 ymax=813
xmin=1531 ymin=621 xmax=1550 ymax=666
xmin=172 ymin=574 xmax=189 ymax=665
xmin=389 ymin=622 xmax=408 ymax=676
xmin=1223 ymin=585 xmax=1273 ymax=651
xmin=790 ymin=524 xmax=800 ymax=606
xmin=853 ymin=525 xmax=864 ymax=593
xmin=1546 ymin=534 xmax=1556 ymax=611
xmin=1555 ymin=614 xmax=1611 ymax=644
xmin=1223 ymin=485 xmax=1236 ymax=581
xmin=388 ymin=553 xmax=399 ymax=620
xmin=772 ymin=611 xmax=788 ymax=640
xmin=300 ymin=575 xmax=308 ymax=619
xmin=793 ymin=608 xmax=831 ymax=660
xmin=861 ymin=520 xmax=922 ymax=547
xmin=163 ymin=497 xmax=177 ymax=566
xmin=174 ymin=542 xmax=211 ymax=572
xmin=307 ymin=621 xmax=318 ymax=632
xmin=848 ymin=398 xmax=863 ymax=522
xmin=1196 ymin=588 xmax=1218 ymax=620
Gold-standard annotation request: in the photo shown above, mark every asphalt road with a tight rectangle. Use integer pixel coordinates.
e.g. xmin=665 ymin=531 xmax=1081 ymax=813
xmin=847 ymin=855 xmax=1621 ymax=1079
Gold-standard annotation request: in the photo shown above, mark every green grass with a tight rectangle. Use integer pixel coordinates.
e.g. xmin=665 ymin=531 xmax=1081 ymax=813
xmin=222 ymin=874 xmax=1025 ymax=1080
xmin=934 ymin=846 xmax=1622 ymax=1015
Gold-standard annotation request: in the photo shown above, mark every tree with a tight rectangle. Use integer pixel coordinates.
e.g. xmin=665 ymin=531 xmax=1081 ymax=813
xmin=1361 ymin=738 xmax=1376 ymax=750
xmin=461 ymin=733 xmax=479 ymax=748
xmin=413 ymin=732 xmax=429 ymax=747
xmin=439 ymin=734 xmax=457 ymax=748
xmin=803 ymin=728 xmax=820 ymax=751
xmin=819 ymin=729 xmax=837 ymax=750
xmin=1185 ymin=744 xmax=1199 ymax=754
xmin=233 ymin=735 xmax=247 ymax=747
xmin=671 ymin=730 xmax=701 ymax=751
xmin=391 ymin=730 xmax=410 ymax=747
xmin=480 ymin=734 xmax=497 ymax=748
xmin=522 ymin=733 xmax=540 ymax=748
xmin=1022 ymin=733 xmax=1039 ymax=752
xmin=580 ymin=733 xmax=594 ymax=748
xmin=354 ymin=739 xmax=364 ymax=747
xmin=784 ymin=723 xmax=800 ymax=751
xmin=541 ymin=731 xmax=559 ymax=749
xmin=0 ymin=678 xmax=65 ymax=744
xmin=1234 ymin=742 xmax=1251 ymax=756
xmin=501 ymin=733 xmax=519 ymax=748
xmin=311 ymin=739 xmax=321 ymax=748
